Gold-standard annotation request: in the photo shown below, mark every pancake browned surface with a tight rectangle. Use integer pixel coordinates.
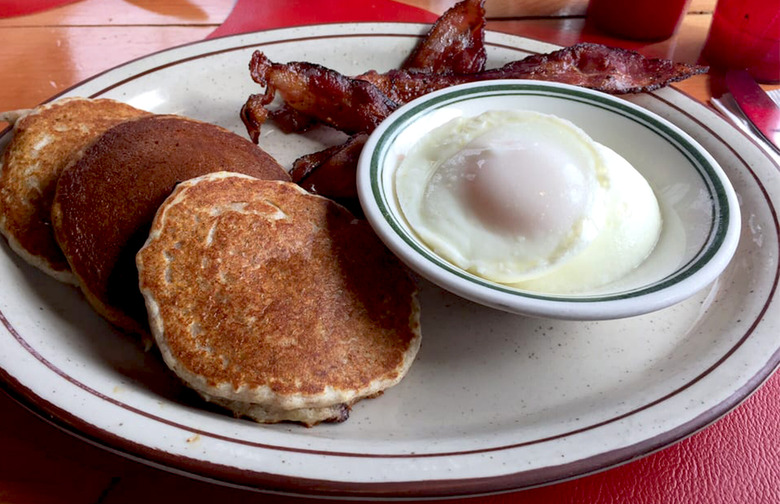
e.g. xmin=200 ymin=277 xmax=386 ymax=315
xmin=51 ymin=115 xmax=290 ymax=335
xmin=136 ymin=173 xmax=421 ymax=426
xmin=0 ymin=97 xmax=149 ymax=283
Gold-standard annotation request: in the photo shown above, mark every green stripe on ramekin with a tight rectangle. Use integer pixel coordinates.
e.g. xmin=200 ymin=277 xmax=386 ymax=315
xmin=369 ymin=82 xmax=729 ymax=303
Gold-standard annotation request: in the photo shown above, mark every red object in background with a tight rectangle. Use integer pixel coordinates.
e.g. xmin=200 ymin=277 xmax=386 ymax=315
xmin=702 ymin=0 xmax=780 ymax=83
xmin=586 ymin=0 xmax=692 ymax=40
xmin=0 ymin=0 xmax=79 ymax=18
xmin=208 ymin=0 xmax=439 ymax=39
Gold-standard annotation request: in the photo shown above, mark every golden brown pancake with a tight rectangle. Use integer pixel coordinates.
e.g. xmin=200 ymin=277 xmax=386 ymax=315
xmin=51 ymin=115 xmax=290 ymax=335
xmin=136 ymin=173 xmax=421 ymax=426
xmin=0 ymin=97 xmax=149 ymax=283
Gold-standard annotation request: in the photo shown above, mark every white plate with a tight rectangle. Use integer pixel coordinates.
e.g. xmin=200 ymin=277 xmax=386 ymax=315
xmin=0 ymin=24 xmax=778 ymax=499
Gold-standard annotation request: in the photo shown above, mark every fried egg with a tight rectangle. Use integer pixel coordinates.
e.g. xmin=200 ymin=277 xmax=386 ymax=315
xmin=395 ymin=110 xmax=662 ymax=293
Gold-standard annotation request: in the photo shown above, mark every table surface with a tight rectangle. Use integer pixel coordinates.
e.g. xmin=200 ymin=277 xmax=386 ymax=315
xmin=1 ymin=1 xmax=779 ymax=503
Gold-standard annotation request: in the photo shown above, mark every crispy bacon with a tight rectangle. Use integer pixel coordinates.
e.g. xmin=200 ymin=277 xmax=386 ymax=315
xmin=291 ymin=133 xmax=368 ymax=199
xmin=401 ymin=0 xmax=486 ymax=74
xmin=494 ymin=43 xmax=707 ymax=94
xmin=240 ymin=92 xmax=268 ymax=143
xmin=358 ymin=43 xmax=707 ymax=102
xmin=246 ymin=43 xmax=705 ymax=139
xmin=270 ymin=104 xmax=318 ymax=134
xmin=245 ymin=51 xmax=397 ymax=135
xmin=355 ymin=68 xmax=445 ymax=104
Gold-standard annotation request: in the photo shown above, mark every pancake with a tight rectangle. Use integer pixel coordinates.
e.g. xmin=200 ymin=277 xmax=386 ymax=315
xmin=0 ymin=97 xmax=149 ymax=283
xmin=51 ymin=114 xmax=290 ymax=335
xmin=136 ymin=173 xmax=421 ymax=426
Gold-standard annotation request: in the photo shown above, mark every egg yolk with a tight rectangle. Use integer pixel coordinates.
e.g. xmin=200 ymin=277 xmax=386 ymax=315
xmin=436 ymin=128 xmax=592 ymax=239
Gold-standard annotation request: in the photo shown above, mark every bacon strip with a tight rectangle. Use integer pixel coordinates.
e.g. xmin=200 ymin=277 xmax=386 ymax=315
xmin=401 ymin=0 xmax=486 ymax=74
xmin=495 ymin=42 xmax=707 ymax=94
xmin=270 ymin=104 xmax=318 ymax=134
xmin=291 ymin=133 xmax=368 ymax=199
xmin=240 ymin=92 xmax=268 ymax=143
xmin=358 ymin=43 xmax=708 ymax=103
xmin=244 ymin=51 xmax=397 ymax=136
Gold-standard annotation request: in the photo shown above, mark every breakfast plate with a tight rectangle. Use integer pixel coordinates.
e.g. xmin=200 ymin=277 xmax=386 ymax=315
xmin=0 ymin=24 xmax=778 ymax=498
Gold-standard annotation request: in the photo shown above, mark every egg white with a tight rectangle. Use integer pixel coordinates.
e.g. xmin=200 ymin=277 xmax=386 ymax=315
xmin=394 ymin=109 xmax=662 ymax=293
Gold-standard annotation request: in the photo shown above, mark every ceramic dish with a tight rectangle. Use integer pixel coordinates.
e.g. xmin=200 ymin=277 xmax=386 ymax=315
xmin=357 ymin=80 xmax=742 ymax=320
xmin=0 ymin=24 xmax=778 ymax=499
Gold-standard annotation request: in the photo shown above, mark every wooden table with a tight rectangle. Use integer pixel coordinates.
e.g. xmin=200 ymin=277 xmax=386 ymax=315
xmin=1 ymin=1 xmax=779 ymax=502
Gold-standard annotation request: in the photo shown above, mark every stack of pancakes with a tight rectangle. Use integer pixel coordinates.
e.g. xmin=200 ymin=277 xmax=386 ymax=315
xmin=51 ymin=112 xmax=290 ymax=335
xmin=0 ymin=97 xmax=421 ymax=425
